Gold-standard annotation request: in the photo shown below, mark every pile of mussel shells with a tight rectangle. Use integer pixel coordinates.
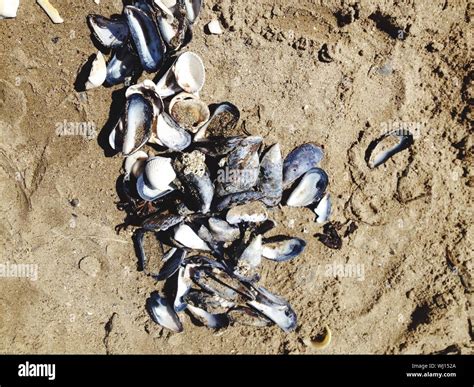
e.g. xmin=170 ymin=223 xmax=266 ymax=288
xmin=84 ymin=0 xmax=332 ymax=332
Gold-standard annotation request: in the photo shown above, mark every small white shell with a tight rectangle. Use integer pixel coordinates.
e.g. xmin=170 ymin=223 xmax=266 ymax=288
xmin=0 ymin=0 xmax=20 ymax=18
xmin=207 ymin=19 xmax=223 ymax=35
xmin=85 ymin=52 xmax=107 ymax=90
xmin=156 ymin=52 xmax=205 ymax=98
xmin=144 ymin=156 xmax=176 ymax=190
xmin=174 ymin=224 xmax=210 ymax=251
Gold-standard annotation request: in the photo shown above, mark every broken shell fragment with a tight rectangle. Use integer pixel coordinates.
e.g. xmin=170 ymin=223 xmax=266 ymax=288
xmin=174 ymin=224 xmax=210 ymax=251
xmin=207 ymin=19 xmax=223 ymax=35
xmin=37 ymin=0 xmax=63 ymax=24
xmin=0 ymin=0 xmax=20 ymax=19
xmin=314 ymin=193 xmax=331 ymax=223
xmin=85 ymin=52 xmax=107 ymax=90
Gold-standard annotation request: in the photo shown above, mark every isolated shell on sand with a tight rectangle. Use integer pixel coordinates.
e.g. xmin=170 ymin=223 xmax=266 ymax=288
xmin=207 ymin=19 xmax=223 ymax=34
xmin=0 ymin=0 xmax=20 ymax=18
xmin=37 ymin=0 xmax=64 ymax=24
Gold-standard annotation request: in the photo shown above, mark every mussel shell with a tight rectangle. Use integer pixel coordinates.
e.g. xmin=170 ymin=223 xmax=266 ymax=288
xmin=286 ymin=167 xmax=329 ymax=207
xmin=262 ymin=236 xmax=306 ymax=262
xmin=184 ymin=289 xmax=234 ymax=315
xmin=125 ymin=5 xmax=166 ymax=73
xmin=152 ymin=247 xmax=186 ymax=281
xmin=216 ymin=136 xmax=262 ymax=196
xmin=283 ymin=143 xmax=324 ymax=187
xmin=122 ymin=93 xmax=153 ymax=156
xmin=156 ymin=11 xmax=193 ymax=51
xmin=226 ymin=201 xmax=268 ymax=225
xmin=147 ymin=292 xmax=183 ymax=332
xmin=366 ymin=130 xmax=414 ymax=168
xmin=126 ymin=79 xmax=164 ymax=116
xmin=190 ymin=265 xmax=254 ymax=304
xmin=186 ymin=304 xmax=229 ymax=329
xmin=140 ymin=211 xmax=184 ymax=231
xmin=87 ymin=14 xmax=129 ymax=49
xmin=258 ymin=143 xmax=283 ymax=207
xmin=182 ymin=0 xmax=202 ymax=24
xmin=179 ymin=170 xmax=214 ymax=213
xmin=174 ymin=262 xmax=194 ymax=312
xmin=194 ymin=136 xmax=245 ymax=157
xmin=136 ymin=173 xmax=173 ymax=201
xmin=156 ymin=113 xmax=192 ymax=151
xmin=134 ymin=229 xmax=185 ymax=280
xmin=105 ymin=45 xmax=141 ymax=86
xmin=227 ymin=306 xmax=274 ymax=327
xmin=214 ymin=190 xmax=264 ymax=212
xmin=247 ymin=286 xmax=297 ymax=332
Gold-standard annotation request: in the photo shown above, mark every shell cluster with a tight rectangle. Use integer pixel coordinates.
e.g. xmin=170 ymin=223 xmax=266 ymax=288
xmin=84 ymin=0 xmax=332 ymax=333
